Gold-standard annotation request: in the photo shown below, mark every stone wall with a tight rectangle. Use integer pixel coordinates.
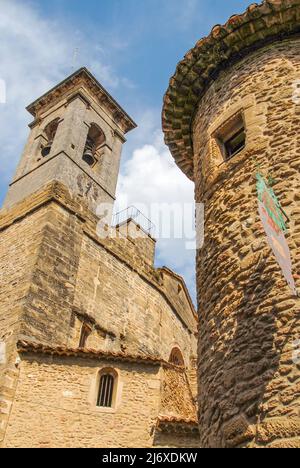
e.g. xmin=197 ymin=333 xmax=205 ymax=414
xmin=161 ymin=367 xmax=195 ymax=419
xmin=4 ymin=354 xmax=161 ymax=448
xmin=3 ymin=352 xmax=198 ymax=448
xmin=72 ymin=234 xmax=196 ymax=362
xmin=193 ymin=39 xmax=300 ymax=448
xmin=0 ymin=181 xmax=197 ymax=447
xmin=0 ymin=203 xmax=51 ymax=442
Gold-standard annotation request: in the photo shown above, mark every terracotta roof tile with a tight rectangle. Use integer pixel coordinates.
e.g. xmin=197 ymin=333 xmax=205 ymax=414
xmin=162 ymin=0 xmax=300 ymax=180
xmin=157 ymin=415 xmax=199 ymax=434
xmin=17 ymin=340 xmax=165 ymax=366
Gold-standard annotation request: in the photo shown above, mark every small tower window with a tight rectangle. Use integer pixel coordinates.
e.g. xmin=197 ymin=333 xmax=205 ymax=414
xmin=41 ymin=118 xmax=60 ymax=158
xmin=169 ymin=347 xmax=185 ymax=367
xmin=213 ymin=111 xmax=246 ymax=162
xmin=224 ymin=127 xmax=246 ymax=160
xmin=82 ymin=124 xmax=105 ymax=168
xmin=79 ymin=323 xmax=91 ymax=348
xmin=97 ymin=371 xmax=116 ymax=408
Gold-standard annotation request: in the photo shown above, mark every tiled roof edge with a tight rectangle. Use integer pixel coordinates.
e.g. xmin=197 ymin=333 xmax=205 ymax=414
xmin=162 ymin=0 xmax=300 ymax=180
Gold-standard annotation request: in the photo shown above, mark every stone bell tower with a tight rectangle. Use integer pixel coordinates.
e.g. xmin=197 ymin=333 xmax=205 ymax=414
xmin=0 ymin=69 xmax=136 ymax=445
xmin=4 ymin=67 xmax=136 ymax=214
xmin=163 ymin=0 xmax=300 ymax=448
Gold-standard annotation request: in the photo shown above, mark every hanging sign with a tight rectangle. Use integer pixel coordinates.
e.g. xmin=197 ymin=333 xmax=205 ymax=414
xmin=256 ymin=173 xmax=297 ymax=296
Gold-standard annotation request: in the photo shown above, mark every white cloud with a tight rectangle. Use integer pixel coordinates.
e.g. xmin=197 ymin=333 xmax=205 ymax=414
xmin=0 ymin=0 xmax=69 ymax=181
xmin=0 ymin=0 xmax=131 ymax=185
xmin=0 ymin=0 xmax=196 ymax=303
xmin=116 ymin=127 xmax=196 ymax=302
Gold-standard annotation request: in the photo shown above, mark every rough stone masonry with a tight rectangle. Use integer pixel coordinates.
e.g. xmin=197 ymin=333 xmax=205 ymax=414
xmin=163 ymin=0 xmax=300 ymax=448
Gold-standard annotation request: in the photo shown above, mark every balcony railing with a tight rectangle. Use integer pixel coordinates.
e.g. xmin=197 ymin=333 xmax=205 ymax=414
xmin=112 ymin=206 xmax=156 ymax=238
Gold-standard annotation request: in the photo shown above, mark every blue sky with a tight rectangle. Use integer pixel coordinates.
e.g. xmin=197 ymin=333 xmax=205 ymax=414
xmin=0 ymin=0 xmax=251 ymax=303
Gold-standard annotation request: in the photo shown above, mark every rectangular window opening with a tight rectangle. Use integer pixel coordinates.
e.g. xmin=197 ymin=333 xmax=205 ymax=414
xmin=224 ymin=127 xmax=246 ymax=160
xmin=213 ymin=111 xmax=246 ymax=164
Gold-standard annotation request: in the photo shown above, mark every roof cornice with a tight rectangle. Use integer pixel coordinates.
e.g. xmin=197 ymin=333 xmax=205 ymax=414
xmin=162 ymin=0 xmax=300 ymax=180
xmin=156 ymin=416 xmax=199 ymax=434
xmin=27 ymin=67 xmax=137 ymax=134
xmin=17 ymin=340 xmax=167 ymax=367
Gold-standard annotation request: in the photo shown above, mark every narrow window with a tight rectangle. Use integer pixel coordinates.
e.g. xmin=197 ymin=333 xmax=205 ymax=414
xmin=79 ymin=323 xmax=91 ymax=348
xmin=97 ymin=373 xmax=115 ymax=408
xmin=213 ymin=111 xmax=246 ymax=162
xmin=224 ymin=127 xmax=246 ymax=160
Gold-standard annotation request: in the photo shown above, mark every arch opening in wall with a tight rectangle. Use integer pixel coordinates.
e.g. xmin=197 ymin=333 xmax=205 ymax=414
xmin=169 ymin=347 xmax=185 ymax=367
xmin=41 ymin=118 xmax=60 ymax=158
xmin=82 ymin=123 xmax=106 ymax=168
xmin=96 ymin=368 xmax=118 ymax=409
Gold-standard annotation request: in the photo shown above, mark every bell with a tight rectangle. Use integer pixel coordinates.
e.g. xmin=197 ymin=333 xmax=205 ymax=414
xmin=41 ymin=141 xmax=53 ymax=158
xmin=82 ymin=144 xmax=96 ymax=167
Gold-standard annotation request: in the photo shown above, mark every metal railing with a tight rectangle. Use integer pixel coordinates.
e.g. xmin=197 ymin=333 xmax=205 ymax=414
xmin=112 ymin=206 xmax=156 ymax=238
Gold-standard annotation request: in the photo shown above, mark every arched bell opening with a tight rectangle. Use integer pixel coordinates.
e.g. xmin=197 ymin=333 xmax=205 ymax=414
xmin=82 ymin=123 xmax=106 ymax=168
xmin=41 ymin=118 xmax=60 ymax=158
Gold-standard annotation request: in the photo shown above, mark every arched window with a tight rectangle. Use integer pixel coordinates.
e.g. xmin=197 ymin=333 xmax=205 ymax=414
xmin=97 ymin=369 xmax=117 ymax=408
xmin=41 ymin=118 xmax=60 ymax=157
xmin=169 ymin=347 xmax=185 ymax=367
xmin=82 ymin=123 xmax=105 ymax=168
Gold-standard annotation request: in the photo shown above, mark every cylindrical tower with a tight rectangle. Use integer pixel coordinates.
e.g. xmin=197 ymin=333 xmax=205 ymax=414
xmin=163 ymin=1 xmax=300 ymax=448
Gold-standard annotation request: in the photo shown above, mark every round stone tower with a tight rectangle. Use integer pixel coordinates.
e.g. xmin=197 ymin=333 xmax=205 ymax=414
xmin=163 ymin=1 xmax=300 ymax=448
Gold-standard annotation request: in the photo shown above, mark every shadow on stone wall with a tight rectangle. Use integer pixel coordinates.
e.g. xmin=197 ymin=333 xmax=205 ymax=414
xmin=220 ymin=251 xmax=296 ymax=448
xmin=219 ymin=253 xmax=284 ymax=448
xmin=200 ymin=253 xmax=282 ymax=448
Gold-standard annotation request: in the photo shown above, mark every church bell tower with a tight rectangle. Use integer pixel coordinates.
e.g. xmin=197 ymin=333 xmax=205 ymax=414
xmin=4 ymin=68 xmax=136 ymax=215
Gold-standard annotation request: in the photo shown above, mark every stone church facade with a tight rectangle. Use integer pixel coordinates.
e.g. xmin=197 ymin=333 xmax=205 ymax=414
xmin=163 ymin=0 xmax=300 ymax=448
xmin=0 ymin=68 xmax=199 ymax=448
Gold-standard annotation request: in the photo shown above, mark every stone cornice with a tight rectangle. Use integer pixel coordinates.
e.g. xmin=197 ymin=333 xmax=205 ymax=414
xmin=156 ymin=416 xmax=199 ymax=434
xmin=162 ymin=0 xmax=300 ymax=180
xmin=17 ymin=340 xmax=164 ymax=366
xmin=27 ymin=67 xmax=137 ymax=134
xmin=17 ymin=340 xmax=188 ymax=372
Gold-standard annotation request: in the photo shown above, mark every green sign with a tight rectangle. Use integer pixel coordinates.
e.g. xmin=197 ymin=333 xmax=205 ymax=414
xmin=256 ymin=173 xmax=287 ymax=233
xmin=256 ymin=173 xmax=297 ymax=296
